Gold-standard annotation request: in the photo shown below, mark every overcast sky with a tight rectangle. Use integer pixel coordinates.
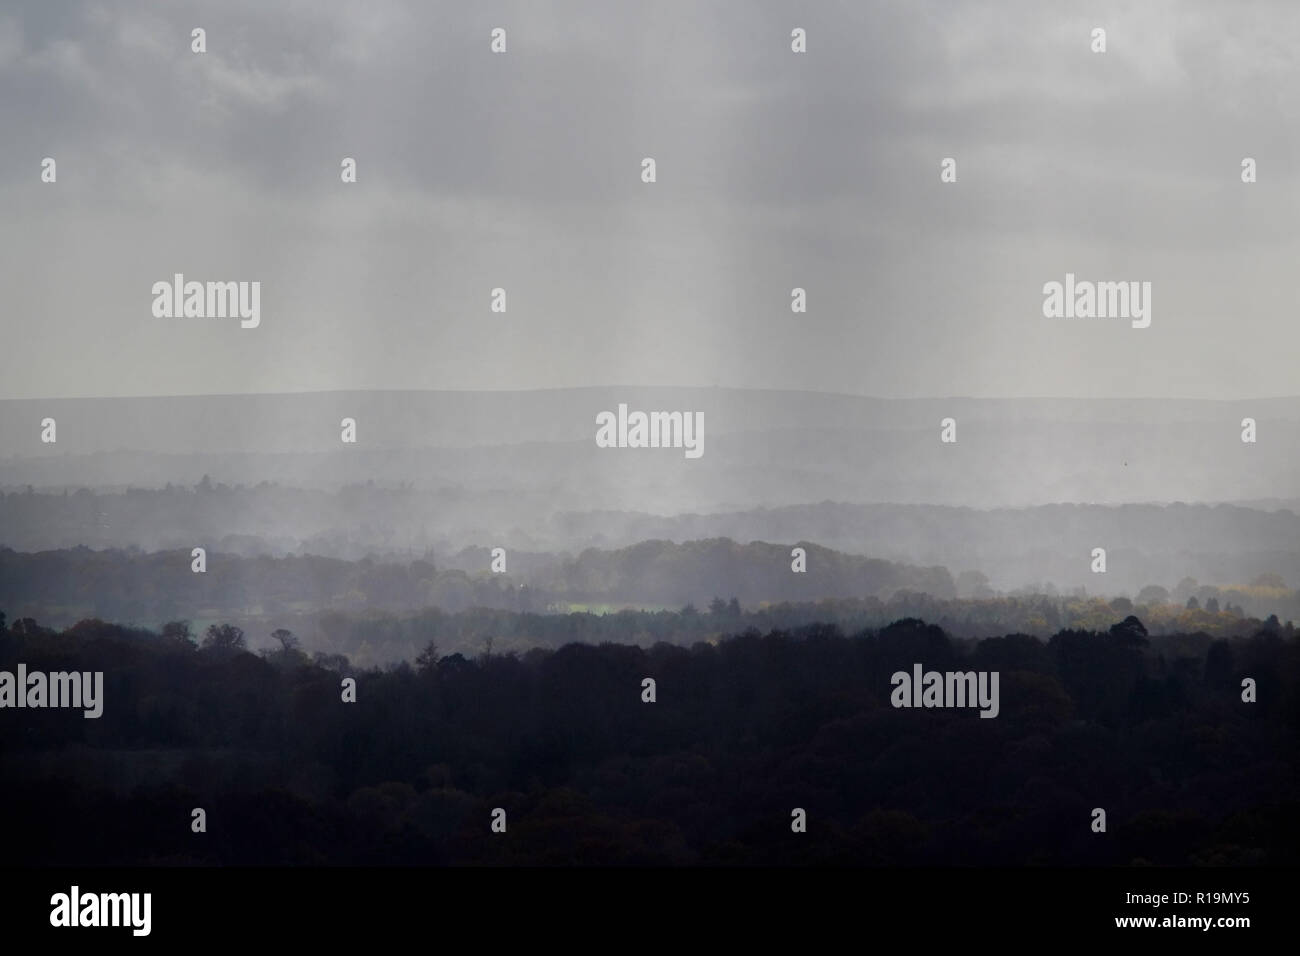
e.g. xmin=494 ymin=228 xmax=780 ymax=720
xmin=1 ymin=0 xmax=1297 ymax=401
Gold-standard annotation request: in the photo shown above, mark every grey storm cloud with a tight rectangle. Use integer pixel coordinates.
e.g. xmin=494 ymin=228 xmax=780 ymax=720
xmin=1 ymin=0 xmax=1298 ymax=400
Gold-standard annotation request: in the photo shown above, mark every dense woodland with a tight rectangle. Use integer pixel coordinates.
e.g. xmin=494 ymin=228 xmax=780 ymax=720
xmin=2 ymin=544 xmax=1297 ymax=666
xmin=1 ymin=611 xmax=1295 ymax=866
xmin=299 ymin=597 xmax=1297 ymax=668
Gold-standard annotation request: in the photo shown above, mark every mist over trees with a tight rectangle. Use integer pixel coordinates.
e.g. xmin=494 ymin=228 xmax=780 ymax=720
xmin=3 ymin=484 xmax=1298 ymax=596
xmin=0 ymin=539 xmax=955 ymax=627
xmin=2 ymin=544 xmax=1296 ymax=663
xmin=3 ymin=393 xmax=1296 ymax=869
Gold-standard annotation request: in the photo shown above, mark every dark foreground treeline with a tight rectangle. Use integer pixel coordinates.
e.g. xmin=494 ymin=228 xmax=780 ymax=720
xmin=0 ymin=614 xmax=1296 ymax=866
